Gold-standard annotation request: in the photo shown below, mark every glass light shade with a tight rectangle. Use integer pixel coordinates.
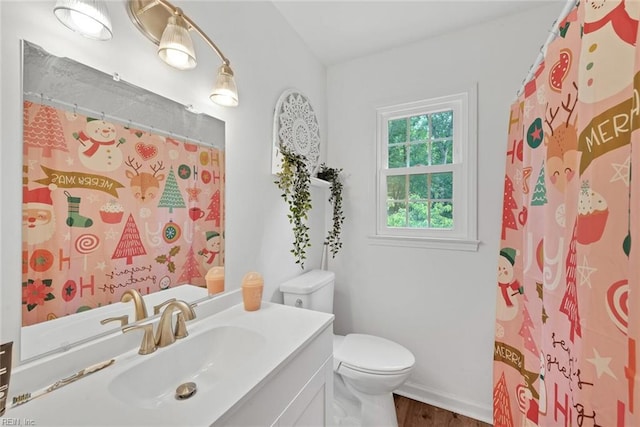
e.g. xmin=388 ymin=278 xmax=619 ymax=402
xmin=210 ymin=64 xmax=239 ymax=107
xmin=53 ymin=0 xmax=113 ymax=41
xmin=158 ymin=15 xmax=197 ymax=70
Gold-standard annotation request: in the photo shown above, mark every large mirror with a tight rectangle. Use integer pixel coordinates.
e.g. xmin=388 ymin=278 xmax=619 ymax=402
xmin=20 ymin=41 xmax=225 ymax=362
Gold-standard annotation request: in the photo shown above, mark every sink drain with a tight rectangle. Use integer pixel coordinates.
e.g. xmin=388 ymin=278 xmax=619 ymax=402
xmin=175 ymin=382 xmax=197 ymax=400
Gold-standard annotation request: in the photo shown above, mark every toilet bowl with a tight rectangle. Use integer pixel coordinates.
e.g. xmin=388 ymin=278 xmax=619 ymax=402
xmin=280 ymin=270 xmax=415 ymax=427
xmin=333 ymin=334 xmax=414 ymax=426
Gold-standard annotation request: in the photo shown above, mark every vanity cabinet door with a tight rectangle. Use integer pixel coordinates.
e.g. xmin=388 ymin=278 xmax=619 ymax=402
xmin=276 ymin=357 xmax=333 ymax=426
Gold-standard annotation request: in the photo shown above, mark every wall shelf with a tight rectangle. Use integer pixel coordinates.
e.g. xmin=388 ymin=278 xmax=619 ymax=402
xmin=310 ymin=177 xmax=330 ymax=188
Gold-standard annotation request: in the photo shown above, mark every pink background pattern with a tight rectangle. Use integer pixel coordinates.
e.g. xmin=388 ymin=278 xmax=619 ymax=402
xmin=494 ymin=1 xmax=640 ymax=426
xmin=21 ymin=101 xmax=225 ymax=326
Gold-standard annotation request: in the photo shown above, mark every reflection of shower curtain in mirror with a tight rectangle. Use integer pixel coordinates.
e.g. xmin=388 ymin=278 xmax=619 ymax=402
xmin=494 ymin=1 xmax=640 ymax=425
xmin=22 ymin=101 xmax=225 ymax=326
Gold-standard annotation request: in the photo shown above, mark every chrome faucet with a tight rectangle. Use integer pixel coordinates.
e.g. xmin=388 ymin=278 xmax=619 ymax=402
xmin=123 ymin=300 xmax=196 ymax=355
xmin=121 ymin=289 xmax=148 ymax=321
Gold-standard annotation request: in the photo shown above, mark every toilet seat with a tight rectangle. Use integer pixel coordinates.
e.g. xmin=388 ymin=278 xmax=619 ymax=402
xmin=333 ymin=333 xmax=415 ymax=375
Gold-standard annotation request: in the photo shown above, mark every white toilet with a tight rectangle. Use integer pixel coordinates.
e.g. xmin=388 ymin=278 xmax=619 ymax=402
xmin=280 ymin=269 xmax=415 ymax=427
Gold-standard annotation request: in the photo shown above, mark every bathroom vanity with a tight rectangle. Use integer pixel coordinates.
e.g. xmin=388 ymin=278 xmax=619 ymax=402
xmin=3 ymin=291 xmax=334 ymax=426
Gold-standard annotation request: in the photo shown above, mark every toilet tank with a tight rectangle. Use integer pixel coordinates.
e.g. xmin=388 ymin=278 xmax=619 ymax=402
xmin=280 ymin=270 xmax=335 ymax=314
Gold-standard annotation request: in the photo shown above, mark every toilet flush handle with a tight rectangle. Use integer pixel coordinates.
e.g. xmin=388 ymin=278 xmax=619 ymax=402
xmin=295 ymin=298 xmax=303 ymax=308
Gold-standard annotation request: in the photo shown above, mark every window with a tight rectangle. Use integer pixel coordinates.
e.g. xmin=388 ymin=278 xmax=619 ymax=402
xmin=373 ymin=88 xmax=478 ymax=251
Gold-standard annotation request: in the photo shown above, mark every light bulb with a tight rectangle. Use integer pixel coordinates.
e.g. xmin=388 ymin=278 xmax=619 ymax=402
xmin=163 ymin=48 xmax=190 ymax=68
xmin=69 ymin=10 xmax=103 ymax=35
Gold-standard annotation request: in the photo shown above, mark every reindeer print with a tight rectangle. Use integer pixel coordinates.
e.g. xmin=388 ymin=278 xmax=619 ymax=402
xmin=545 ymin=82 xmax=579 ymax=193
xmin=125 ymin=156 xmax=166 ymax=202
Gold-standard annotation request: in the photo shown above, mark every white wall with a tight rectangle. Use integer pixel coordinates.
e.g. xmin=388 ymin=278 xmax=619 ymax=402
xmin=326 ymin=3 xmax=562 ymax=422
xmin=0 ymin=1 xmax=327 ymax=362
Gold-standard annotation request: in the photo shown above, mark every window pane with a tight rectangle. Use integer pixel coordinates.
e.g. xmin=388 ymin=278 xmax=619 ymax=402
xmin=388 ymin=144 xmax=406 ymax=168
xmin=410 ymin=115 xmax=429 ymax=141
xmin=388 ymin=118 xmax=407 ymax=143
xmin=430 ymin=202 xmax=454 ymax=229
xmin=409 ymin=174 xmax=428 ymax=199
xmin=408 ymin=202 xmax=429 ymax=228
xmin=409 ymin=143 xmax=428 ymax=166
xmin=430 ymin=172 xmax=453 ymax=199
xmin=431 ymin=110 xmax=453 ymax=138
xmin=387 ymin=175 xmax=406 ymax=200
xmin=431 ymin=139 xmax=453 ymax=165
xmin=387 ymin=201 xmax=407 ymax=227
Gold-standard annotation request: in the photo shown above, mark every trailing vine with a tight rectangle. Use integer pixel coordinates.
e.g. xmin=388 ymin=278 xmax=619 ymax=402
xmin=317 ymin=164 xmax=344 ymax=258
xmin=275 ymin=148 xmax=312 ymax=268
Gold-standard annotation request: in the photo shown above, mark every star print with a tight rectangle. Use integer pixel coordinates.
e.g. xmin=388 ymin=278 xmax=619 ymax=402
xmin=586 ymin=348 xmax=617 ymax=379
xmin=186 ymin=186 xmax=201 ymax=202
xmin=64 ymin=231 xmax=71 ymax=241
xmin=86 ymin=193 xmax=99 ymax=204
xmin=536 ymin=282 xmax=543 ymax=300
xmin=542 ymin=307 xmax=548 ymax=324
xmin=529 ymin=125 xmax=543 ymax=142
xmin=611 ymin=156 xmax=630 ymax=186
xmin=64 ymin=282 xmax=75 ymax=297
xmin=65 ymin=156 xmax=75 ymax=166
xmin=95 ymin=261 xmax=106 ymax=271
xmin=577 ymin=256 xmax=597 ymax=288
xmin=28 ymin=159 xmax=38 ymax=171
xmin=104 ymin=228 xmax=118 ymax=240
xmin=187 ymin=154 xmax=197 ymax=164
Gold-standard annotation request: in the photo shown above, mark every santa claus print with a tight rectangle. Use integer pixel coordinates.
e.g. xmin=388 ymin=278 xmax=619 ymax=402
xmin=23 ymin=186 xmax=56 ymax=245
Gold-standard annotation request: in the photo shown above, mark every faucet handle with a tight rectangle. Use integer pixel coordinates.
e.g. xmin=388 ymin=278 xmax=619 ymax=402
xmin=153 ymin=298 xmax=177 ymax=315
xmin=174 ymin=303 xmax=197 ymax=340
xmin=123 ymin=323 xmax=156 ymax=355
xmin=100 ymin=315 xmax=129 ymax=327
xmin=174 ymin=313 xmax=189 ymax=339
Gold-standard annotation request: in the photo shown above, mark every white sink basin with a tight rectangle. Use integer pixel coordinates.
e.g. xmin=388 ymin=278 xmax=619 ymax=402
xmin=108 ymin=325 xmax=266 ymax=409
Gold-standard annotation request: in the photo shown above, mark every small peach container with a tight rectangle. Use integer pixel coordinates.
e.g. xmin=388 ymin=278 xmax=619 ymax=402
xmin=205 ymin=266 xmax=225 ymax=295
xmin=242 ymin=272 xmax=264 ymax=311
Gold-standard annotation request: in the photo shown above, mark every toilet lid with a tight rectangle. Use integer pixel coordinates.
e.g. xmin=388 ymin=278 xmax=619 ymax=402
xmin=334 ymin=334 xmax=415 ymax=374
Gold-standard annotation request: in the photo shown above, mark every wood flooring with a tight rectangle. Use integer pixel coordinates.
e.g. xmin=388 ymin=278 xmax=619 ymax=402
xmin=394 ymin=394 xmax=492 ymax=427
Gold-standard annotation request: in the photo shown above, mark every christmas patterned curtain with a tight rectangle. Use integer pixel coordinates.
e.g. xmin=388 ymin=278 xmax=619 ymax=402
xmin=494 ymin=1 xmax=640 ymax=425
xmin=22 ymin=101 xmax=225 ymax=326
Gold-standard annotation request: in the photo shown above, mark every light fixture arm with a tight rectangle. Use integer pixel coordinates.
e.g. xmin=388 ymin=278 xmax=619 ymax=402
xmin=155 ymin=0 xmax=230 ymax=66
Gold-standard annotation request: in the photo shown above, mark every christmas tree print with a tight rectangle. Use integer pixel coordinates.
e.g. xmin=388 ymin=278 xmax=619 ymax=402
xmin=519 ymin=304 xmax=539 ymax=355
xmin=112 ymin=214 xmax=147 ymax=265
xmin=158 ymin=167 xmax=186 ymax=213
xmin=24 ymin=103 xmax=69 ymax=158
xmin=531 ymin=163 xmax=548 ymax=206
xmin=502 ymin=175 xmax=518 ymax=240
xmin=493 ymin=372 xmax=515 ymax=427
xmin=178 ymin=246 xmax=203 ymax=283
xmin=560 ymin=219 xmax=581 ymax=343
xmin=205 ymin=189 xmax=221 ymax=227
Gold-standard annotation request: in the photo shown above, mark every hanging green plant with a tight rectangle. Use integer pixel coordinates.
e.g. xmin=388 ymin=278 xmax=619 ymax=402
xmin=317 ymin=164 xmax=344 ymax=258
xmin=275 ymin=148 xmax=312 ymax=268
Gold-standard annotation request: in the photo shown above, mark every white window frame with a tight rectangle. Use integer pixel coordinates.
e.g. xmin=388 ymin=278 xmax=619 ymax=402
xmin=371 ymin=86 xmax=479 ymax=251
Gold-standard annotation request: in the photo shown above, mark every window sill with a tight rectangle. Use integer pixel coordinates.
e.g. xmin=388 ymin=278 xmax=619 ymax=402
xmin=367 ymin=235 xmax=480 ymax=252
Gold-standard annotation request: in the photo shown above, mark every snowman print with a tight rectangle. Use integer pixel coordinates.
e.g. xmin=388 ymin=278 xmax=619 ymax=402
xmin=497 ymin=247 xmax=523 ymax=322
xmin=579 ymin=0 xmax=640 ymax=104
xmin=75 ymin=118 xmax=123 ymax=172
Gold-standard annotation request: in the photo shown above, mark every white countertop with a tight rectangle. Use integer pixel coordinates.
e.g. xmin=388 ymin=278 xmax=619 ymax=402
xmin=4 ymin=302 xmax=333 ymax=426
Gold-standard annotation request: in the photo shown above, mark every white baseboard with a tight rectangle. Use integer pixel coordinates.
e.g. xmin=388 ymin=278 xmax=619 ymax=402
xmin=395 ymin=381 xmax=493 ymax=425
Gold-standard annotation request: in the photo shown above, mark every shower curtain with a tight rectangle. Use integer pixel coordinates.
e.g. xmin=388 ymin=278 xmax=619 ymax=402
xmin=494 ymin=1 xmax=640 ymax=425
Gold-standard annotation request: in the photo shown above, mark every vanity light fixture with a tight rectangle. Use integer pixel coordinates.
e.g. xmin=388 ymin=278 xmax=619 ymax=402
xmin=53 ymin=0 xmax=113 ymax=41
xmin=127 ymin=0 xmax=239 ymax=107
